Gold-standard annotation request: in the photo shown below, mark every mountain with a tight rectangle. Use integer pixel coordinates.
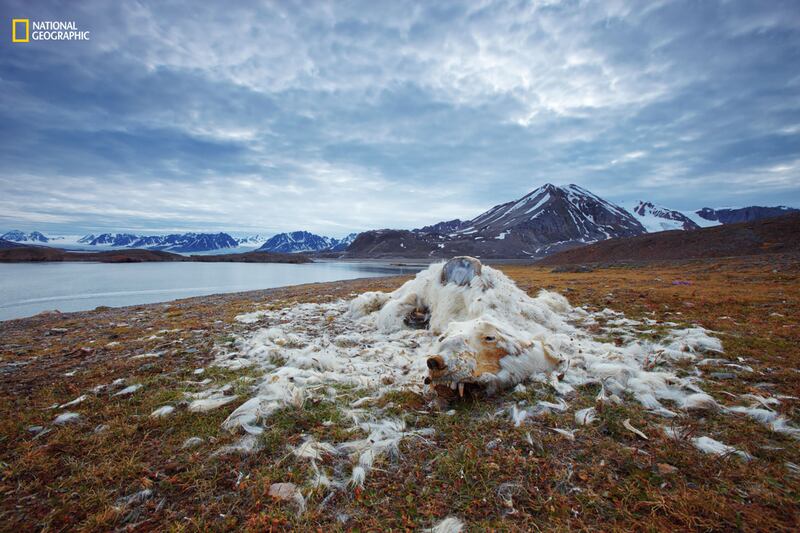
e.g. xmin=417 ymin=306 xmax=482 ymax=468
xmin=347 ymin=184 xmax=646 ymax=259
xmin=256 ymin=231 xmax=359 ymax=253
xmin=329 ymin=233 xmax=359 ymax=252
xmin=629 ymin=201 xmax=701 ymax=232
xmin=85 ymin=233 xmax=140 ymax=246
xmin=538 ymin=212 xmax=800 ymax=266
xmin=142 ymin=233 xmax=239 ymax=253
xmin=1 ymin=230 xmax=50 ymax=243
xmin=695 ymin=206 xmax=799 ymax=225
xmin=235 ymin=234 xmax=270 ymax=247
xmin=78 ymin=232 xmax=239 ymax=252
xmin=258 ymin=231 xmax=334 ymax=253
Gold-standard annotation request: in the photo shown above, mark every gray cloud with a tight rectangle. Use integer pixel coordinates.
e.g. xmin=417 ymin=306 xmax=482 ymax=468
xmin=0 ymin=0 xmax=798 ymax=235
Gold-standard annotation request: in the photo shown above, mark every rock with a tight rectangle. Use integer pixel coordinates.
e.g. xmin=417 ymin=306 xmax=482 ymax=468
xmin=657 ymin=463 xmax=678 ymax=475
xmin=269 ymin=482 xmax=306 ymax=511
xmin=269 ymin=482 xmax=299 ymax=501
xmin=54 ymin=412 xmax=81 ymax=425
xmin=182 ymin=436 xmax=204 ymax=449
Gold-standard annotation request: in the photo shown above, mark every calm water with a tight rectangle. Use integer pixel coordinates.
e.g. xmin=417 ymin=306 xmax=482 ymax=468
xmin=0 ymin=261 xmax=421 ymax=321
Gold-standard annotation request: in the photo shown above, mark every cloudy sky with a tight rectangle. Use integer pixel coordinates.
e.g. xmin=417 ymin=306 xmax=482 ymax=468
xmin=1 ymin=0 xmax=798 ymax=237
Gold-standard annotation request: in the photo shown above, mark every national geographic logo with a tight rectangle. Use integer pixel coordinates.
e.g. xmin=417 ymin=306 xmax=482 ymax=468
xmin=12 ymin=19 xmax=90 ymax=43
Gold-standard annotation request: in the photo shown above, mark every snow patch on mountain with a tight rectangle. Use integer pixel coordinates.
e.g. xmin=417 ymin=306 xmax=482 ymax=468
xmin=627 ymin=202 xmax=701 ymax=232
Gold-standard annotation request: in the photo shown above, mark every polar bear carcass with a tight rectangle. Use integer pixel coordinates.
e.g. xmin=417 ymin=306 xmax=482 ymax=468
xmin=349 ymin=257 xmax=565 ymax=397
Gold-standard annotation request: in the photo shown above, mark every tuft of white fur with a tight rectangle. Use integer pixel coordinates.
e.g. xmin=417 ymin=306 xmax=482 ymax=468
xmin=510 ymin=404 xmax=528 ymax=427
xmin=211 ymin=260 xmax=765 ymax=489
xmin=550 ymin=427 xmax=576 ymax=441
xmin=293 ymin=437 xmax=338 ymax=460
xmin=680 ymin=393 xmax=718 ymax=410
xmin=113 ymin=384 xmax=142 ymax=397
xmin=574 ymin=407 xmax=597 ymax=425
xmin=692 ymin=436 xmax=752 ymax=460
xmin=188 ymin=395 xmax=238 ymax=412
xmin=425 ymin=516 xmax=465 ymax=533
xmin=150 ymin=405 xmax=175 ymax=418
xmin=60 ymin=395 xmax=87 ymax=408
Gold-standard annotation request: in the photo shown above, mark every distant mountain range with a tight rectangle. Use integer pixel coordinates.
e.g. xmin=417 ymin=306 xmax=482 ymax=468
xmin=1 ymin=230 xmax=360 ymax=254
xmin=1 ymin=230 xmax=52 ymax=243
xmin=3 ymin=193 xmax=796 ymax=257
xmin=74 ymin=232 xmax=239 ymax=253
xmin=257 ymin=231 xmax=358 ymax=253
xmin=345 ymin=184 xmax=799 ymax=259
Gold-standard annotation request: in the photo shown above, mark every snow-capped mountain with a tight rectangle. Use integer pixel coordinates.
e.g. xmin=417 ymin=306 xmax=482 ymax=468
xmin=628 ymin=201 xmax=700 ymax=232
xmin=85 ymin=233 xmax=140 ymax=246
xmin=235 ymin=234 xmax=270 ymax=247
xmin=258 ymin=231 xmax=334 ymax=253
xmin=348 ymin=184 xmax=647 ymax=258
xmin=329 ymin=233 xmax=359 ymax=252
xmin=1 ymin=230 xmax=50 ymax=243
xmin=627 ymin=203 xmax=799 ymax=233
xmin=77 ymin=232 xmax=239 ymax=252
xmin=257 ymin=231 xmax=359 ymax=253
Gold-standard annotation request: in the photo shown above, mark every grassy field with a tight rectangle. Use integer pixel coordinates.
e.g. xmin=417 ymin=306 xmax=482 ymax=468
xmin=1 ymin=255 xmax=798 ymax=531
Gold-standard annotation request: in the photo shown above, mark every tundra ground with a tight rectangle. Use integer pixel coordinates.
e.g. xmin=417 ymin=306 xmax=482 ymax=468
xmin=1 ymin=254 xmax=798 ymax=531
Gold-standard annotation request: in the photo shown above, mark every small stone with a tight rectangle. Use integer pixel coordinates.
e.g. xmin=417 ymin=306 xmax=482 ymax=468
xmin=54 ymin=412 xmax=81 ymax=425
xmin=269 ymin=482 xmax=300 ymax=502
xmin=486 ymin=438 xmax=502 ymax=450
xmin=657 ymin=463 xmax=678 ymax=475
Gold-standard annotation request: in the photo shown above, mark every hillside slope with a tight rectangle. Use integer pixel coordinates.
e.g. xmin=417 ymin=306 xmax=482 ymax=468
xmin=538 ymin=213 xmax=800 ymax=265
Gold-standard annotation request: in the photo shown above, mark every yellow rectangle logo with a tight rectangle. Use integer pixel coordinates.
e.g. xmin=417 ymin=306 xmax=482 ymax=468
xmin=12 ymin=18 xmax=29 ymax=42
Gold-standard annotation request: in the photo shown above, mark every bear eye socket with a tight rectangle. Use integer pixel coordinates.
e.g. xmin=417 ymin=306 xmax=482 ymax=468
xmin=484 ymin=335 xmax=496 ymax=342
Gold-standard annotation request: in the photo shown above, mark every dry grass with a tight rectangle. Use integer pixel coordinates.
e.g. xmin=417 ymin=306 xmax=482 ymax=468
xmin=1 ymin=255 xmax=798 ymax=531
